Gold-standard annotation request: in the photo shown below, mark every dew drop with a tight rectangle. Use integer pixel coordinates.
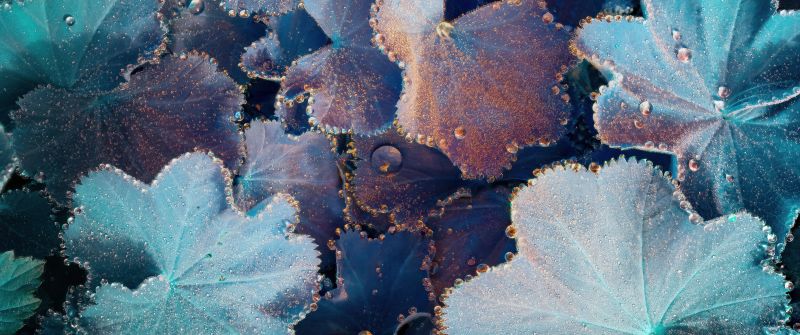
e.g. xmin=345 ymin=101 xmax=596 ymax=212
xmin=633 ymin=119 xmax=644 ymax=129
xmin=644 ymin=141 xmax=654 ymax=149
xmin=542 ymin=12 xmax=554 ymax=24
xmin=188 ymin=0 xmax=204 ymax=14
xmin=725 ymin=174 xmax=734 ymax=183
xmin=371 ymin=145 xmax=402 ymax=174
xmin=671 ymin=29 xmax=681 ymax=41
xmin=688 ymin=159 xmax=699 ymax=172
xmin=639 ymin=101 xmax=651 ymax=116
xmin=505 ymin=225 xmax=517 ymax=238
xmin=453 ymin=126 xmax=466 ymax=140
xmin=476 ymin=264 xmax=489 ymax=273
xmin=688 ymin=212 xmax=702 ymax=223
xmin=64 ymin=15 xmax=75 ymax=26
xmin=786 ymin=281 xmax=794 ymax=290
xmin=504 ymin=252 xmax=515 ymax=262
xmin=718 ymin=86 xmax=731 ymax=99
xmin=677 ymin=48 xmax=692 ymax=63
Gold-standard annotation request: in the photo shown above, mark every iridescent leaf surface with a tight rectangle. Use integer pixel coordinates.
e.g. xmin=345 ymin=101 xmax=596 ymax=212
xmin=161 ymin=0 xmax=267 ymax=83
xmin=294 ymin=231 xmax=433 ymax=335
xmin=241 ymin=8 xmax=329 ymax=80
xmin=63 ymin=152 xmax=320 ymax=334
xmin=575 ymin=1 xmax=800 ymax=243
xmin=222 ymin=0 xmax=300 ymax=16
xmin=374 ymin=0 xmax=573 ymax=178
xmin=0 ymin=251 xmax=44 ymax=335
xmin=0 ymin=0 xmax=165 ymax=123
xmin=235 ymin=120 xmax=343 ymax=274
xmin=275 ymin=0 xmax=402 ymax=134
xmin=0 ymin=191 xmax=57 ymax=259
xmin=428 ymin=186 xmax=514 ymax=297
xmin=351 ymin=129 xmax=464 ymax=226
xmin=12 ymin=53 xmax=243 ymax=203
xmin=443 ymin=159 xmax=789 ymax=334
xmin=0 ymin=125 xmax=14 ymax=188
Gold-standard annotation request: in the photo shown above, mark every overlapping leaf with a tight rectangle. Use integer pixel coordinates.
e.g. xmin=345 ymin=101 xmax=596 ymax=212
xmin=12 ymin=53 xmax=243 ymax=203
xmin=294 ymin=230 xmax=433 ymax=335
xmin=0 ymin=251 xmax=44 ymax=335
xmin=274 ymin=0 xmax=403 ymax=134
xmin=241 ymin=8 xmax=329 ymax=80
xmin=161 ymin=0 xmax=268 ymax=83
xmin=235 ymin=120 xmax=343 ymax=274
xmin=0 ymin=0 xmax=165 ymax=123
xmin=351 ymin=128 xmax=464 ymax=226
xmin=373 ymin=0 xmax=573 ymax=178
xmin=575 ymin=0 xmax=800 ymax=243
xmin=63 ymin=152 xmax=320 ymax=334
xmin=443 ymin=159 xmax=789 ymax=334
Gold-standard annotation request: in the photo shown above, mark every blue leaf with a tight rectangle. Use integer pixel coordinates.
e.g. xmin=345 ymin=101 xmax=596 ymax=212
xmin=428 ymin=186 xmax=515 ymax=297
xmin=0 ymin=0 xmax=165 ymax=123
xmin=161 ymin=0 xmax=268 ymax=83
xmin=235 ymin=120 xmax=343 ymax=274
xmin=374 ymin=0 xmax=573 ymax=178
xmin=575 ymin=1 xmax=800 ymax=244
xmin=241 ymin=8 xmax=329 ymax=80
xmin=275 ymin=0 xmax=403 ymax=134
xmin=294 ymin=230 xmax=434 ymax=335
xmin=351 ymin=128 xmax=465 ymax=226
xmin=11 ymin=53 xmax=243 ymax=203
xmin=0 ymin=250 xmax=44 ymax=335
xmin=443 ymin=159 xmax=789 ymax=334
xmin=0 ymin=191 xmax=58 ymax=259
xmin=64 ymin=152 xmax=320 ymax=334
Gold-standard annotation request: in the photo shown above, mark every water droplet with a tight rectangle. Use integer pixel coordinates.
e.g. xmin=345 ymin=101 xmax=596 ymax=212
xmin=633 ymin=119 xmax=644 ymax=129
xmin=505 ymin=225 xmax=517 ymax=238
xmin=718 ymin=86 xmax=731 ymax=99
xmin=63 ymin=15 xmax=75 ymax=26
xmin=188 ymin=0 xmax=204 ymax=14
xmin=476 ymin=264 xmax=489 ymax=273
xmin=542 ymin=12 xmax=554 ymax=24
xmin=676 ymin=48 xmax=692 ymax=63
xmin=688 ymin=159 xmax=699 ymax=172
xmin=786 ymin=281 xmax=794 ymax=290
xmin=504 ymin=252 xmax=515 ymax=262
xmin=371 ymin=145 xmax=402 ymax=174
xmin=644 ymin=141 xmax=654 ymax=148
xmin=725 ymin=174 xmax=734 ymax=183
xmin=639 ymin=101 xmax=651 ymax=116
xmin=453 ymin=126 xmax=466 ymax=140
xmin=688 ymin=212 xmax=702 ymax=223
xmin=671 ymin=29 xmax=681 ymax=41
xmin=589 ymin=162 xmax=601 ymax=173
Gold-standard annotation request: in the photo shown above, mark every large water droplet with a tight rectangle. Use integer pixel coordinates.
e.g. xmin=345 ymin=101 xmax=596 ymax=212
xmin=371 ymin=145 xmax=402 ymax=174
xmin=677 ymin=48 xmax=692 ymax=63
xmin=64 ymin=15 xmax=75 ymax=26
xmin=188 ymin=0 xmax=204 ymax=14
xmin=688 ymin=159 xmax=699 ymax=172
xmin=639 ymin=100 xmax=651 ymax=116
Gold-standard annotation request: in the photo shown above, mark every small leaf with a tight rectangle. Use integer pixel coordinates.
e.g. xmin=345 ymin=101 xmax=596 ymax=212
xmin=0 ymin=251 xmax=44 ymax=335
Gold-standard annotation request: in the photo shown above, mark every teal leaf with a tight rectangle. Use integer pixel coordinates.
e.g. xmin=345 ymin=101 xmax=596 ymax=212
xmin=63 ymin=152 xmax=320 ymax=334
xmin=12 ymin=53 xmax=243 ymax=203
xmin=574 ymin=1 xmax=800 ymax=243
xmin=442 ymin=159 xmax=789 ymax=334
xmin=0 ymin=250 xmax=44 ymax=335
xmin=0 ymin=0 xmax=166 ymax=122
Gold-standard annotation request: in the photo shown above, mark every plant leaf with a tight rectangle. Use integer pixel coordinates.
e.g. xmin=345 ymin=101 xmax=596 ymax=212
xmin=0 ymin=250 xmax=44 ymax=335
xmin=575 ymin=1 xmax=800 ymax=243
xmin=63 ymin=152 xmax=320 ymax=334
xmin=442 ymin=159 xmax=788 ymax=334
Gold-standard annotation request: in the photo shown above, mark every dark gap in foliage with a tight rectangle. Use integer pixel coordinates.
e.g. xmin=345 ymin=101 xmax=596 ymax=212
xmin=780 ymin=0 xmax=800 ymax=10
xmin=445 ymin=0 xmax=499 ymax=21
